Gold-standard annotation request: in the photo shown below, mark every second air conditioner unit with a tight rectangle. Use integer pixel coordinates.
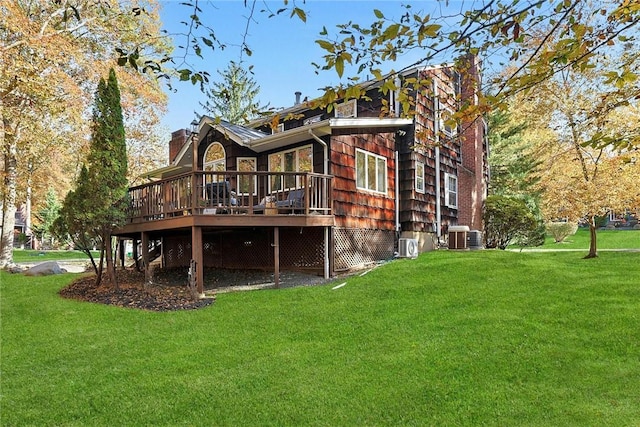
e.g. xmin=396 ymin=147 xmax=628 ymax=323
xmin=398 ymin=238 xmax=419 ymax=258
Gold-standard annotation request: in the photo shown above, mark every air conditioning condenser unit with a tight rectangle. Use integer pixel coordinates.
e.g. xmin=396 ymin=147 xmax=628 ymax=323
xmin=398 ymin=238 xmax=419 ymax=258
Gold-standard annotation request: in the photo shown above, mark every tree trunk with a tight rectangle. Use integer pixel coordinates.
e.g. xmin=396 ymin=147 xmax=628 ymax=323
xmin=104 ymin=234 xmax=118 ymax=289
xmin=82 ymin=247 xmax=99 ymax=275
xmin=0 ymin=118 xmax=18 ymax=268
xmin=95 ymin=240 xmax=104 ymax=286
xmin=25 ymin=168 xmax=32 ymax=249
xmin=585 ymin=215 xmax=598 ymax=259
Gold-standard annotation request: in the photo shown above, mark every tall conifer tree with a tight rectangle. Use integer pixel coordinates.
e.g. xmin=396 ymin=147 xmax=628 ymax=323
xmin=200 ymin=61 xmax=269 ymax=124
xmin=56 ymin=68 xmax=128 ymax=287
xmin=87 ymin=68 xmax=128 ymax=287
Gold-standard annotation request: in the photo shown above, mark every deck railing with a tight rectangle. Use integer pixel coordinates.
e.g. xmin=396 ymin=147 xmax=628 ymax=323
xmin=127 ymin=171 xmax=333 ymax=223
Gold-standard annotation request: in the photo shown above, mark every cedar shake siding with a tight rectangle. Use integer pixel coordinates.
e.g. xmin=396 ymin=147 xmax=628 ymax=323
xmin=331 ymin=128 xmax=397 ymax=231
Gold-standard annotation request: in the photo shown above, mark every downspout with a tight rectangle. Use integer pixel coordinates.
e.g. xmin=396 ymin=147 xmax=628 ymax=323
xmin=394 ymin=76 xmax=402 ymax=234
xmin=434 ymin=79 xmax=442 ymax=242
xmin=308 ymin=129 xmax=330 ymax=279
xmin=308 ymin=129 xmax=328 ymax=175
xmin=395 ymin=151 xmax=400 ymax=233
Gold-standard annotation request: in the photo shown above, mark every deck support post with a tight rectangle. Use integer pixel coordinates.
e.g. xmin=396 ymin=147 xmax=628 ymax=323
xmin=324 ymin=226 xmax=330 ymax=279
xmin=118 ymin=238 xmax=125 ymax=268
xmin=274 ymin=227 xmax=280 ymax=288
xmin=192 ymin=225 xmax=204 ymax=295
xmin=132 ymin=238 xmax=139 ymax=271
xmin=141 ymin=232 xmax=150 ymax=283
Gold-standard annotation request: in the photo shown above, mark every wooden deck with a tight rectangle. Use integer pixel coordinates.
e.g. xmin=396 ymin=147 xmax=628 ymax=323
xmin=114 ymin=171 xmax=334 ymax=237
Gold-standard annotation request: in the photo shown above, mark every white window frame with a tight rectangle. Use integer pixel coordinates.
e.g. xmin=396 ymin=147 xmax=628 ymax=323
xmin=444 ymin=172 xmax=458 ymax=209
xmin=440 ymin=107 xmax=457 ymax=137
xmin=268 ymin=145 xmax=313 ymax=192
xmin=356 ymin=148 xmax=387 ymax=194
xmin=236 ymin=157 xmax=257 ymax=195
xmin=272 ymin=123 xmax=285 ymax=134
xmin=203 ymin=142 xmax=226 ymax=172
xmin=335 ymin=99 xmax=357 ymax=118
xmin=415 ymin=161 xmax=425 ymax=194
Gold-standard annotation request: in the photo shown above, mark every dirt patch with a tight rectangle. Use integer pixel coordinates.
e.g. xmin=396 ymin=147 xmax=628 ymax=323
xmin=59 ymin=267 xmax=329 ymax=311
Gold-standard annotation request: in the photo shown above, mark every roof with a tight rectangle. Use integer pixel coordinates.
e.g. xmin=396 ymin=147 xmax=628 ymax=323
xmin=248 ymin=62 xmax=455 ymax=128
xmin=143 ymin=112 xmax=413 ymax=181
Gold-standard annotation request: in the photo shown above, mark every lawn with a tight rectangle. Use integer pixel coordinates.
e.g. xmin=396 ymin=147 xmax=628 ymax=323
xmin=12 ymin=249 xmax=101 ymax=263
xmin=539 ymin=228 xmax=640 ymax=249
xmin=2 ymin=250 xmax=639 ymax=426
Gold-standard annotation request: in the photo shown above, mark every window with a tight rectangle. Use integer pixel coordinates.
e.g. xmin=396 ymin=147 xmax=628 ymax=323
xmin=237 ymin=157 xmax=256 ymax=195
xmin=356 ymin=149 xmax=387 ymax=194
xmin=444 ymin=173 xmax=458 ymax=208
xmin=204 ymin=142 xmax=225 ymax=172
xmin=440 ymin=108 xmax=457 ymax=137
xmin=268 ymin=145 xmax=313 ymax=191
xmin=415 ymin=162 xmax=425 ymax=194
xmin=335 ymin=99 xmax=357 ymax=118
xmin=272 ymin=123 xmax=285 ymax=134
xmin=304 ymin=115 xmax=322 ymax=126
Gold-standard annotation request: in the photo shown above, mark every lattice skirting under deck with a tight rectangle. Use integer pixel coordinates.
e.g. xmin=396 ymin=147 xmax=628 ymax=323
xmin=163 ymin=228 xmax=325 ymax=272
xmin=162 ymin=227 xmax=394 ymax=275
xmin=333 ymin=228 xmax=395 ymax=272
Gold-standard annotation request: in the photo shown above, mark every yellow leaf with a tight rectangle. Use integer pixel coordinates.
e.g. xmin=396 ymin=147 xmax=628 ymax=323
xmin=292 ymin=7 xmax=306 ymax=22
xmin=336 ymin=57 xmax=344 ymax=78
xmin=316 ymin=40 xmax=335 ymax=53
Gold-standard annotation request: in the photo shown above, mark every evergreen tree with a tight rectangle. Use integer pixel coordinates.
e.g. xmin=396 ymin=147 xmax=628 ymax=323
xmin=200 ymin=61 xmax=269 ymax=124
xmin=32 ymin=188 xmax=61 ymax=249
xmin=88 ymin=68 xmax=128 ymax=287
xmin=487 ymin=110 xmax=541 ymax=197
xmin=53 ymin=165 xmax=100 ymax=274
xmin=55 ymin=68 xmax=128 ymax=287
xmin=486 ymin=110 xmax=546 ymax=248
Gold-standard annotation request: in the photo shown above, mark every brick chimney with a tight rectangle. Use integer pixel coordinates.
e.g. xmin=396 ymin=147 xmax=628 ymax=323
xmin=169 ymin=129 xmax=190 ymax=163
xmin=457 ymin=54 xmax=487 ymax=232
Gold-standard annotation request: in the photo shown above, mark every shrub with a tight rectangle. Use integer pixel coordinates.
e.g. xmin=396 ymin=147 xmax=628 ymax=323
xmin=545 ymin=222 xmax=578 ymax=243
xmin=484 ymin=195 xmax=542 ymax=249
xmin=513 ymin=220 xmax=546 ymax=248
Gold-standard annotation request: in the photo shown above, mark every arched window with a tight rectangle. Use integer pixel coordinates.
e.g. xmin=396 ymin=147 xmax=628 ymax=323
xmin=204 ymin=142 xmax=225 ymax=171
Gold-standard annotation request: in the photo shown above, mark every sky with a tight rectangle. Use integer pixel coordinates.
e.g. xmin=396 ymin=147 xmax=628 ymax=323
xmin=158 ymin=0 xmax=460 ymax=132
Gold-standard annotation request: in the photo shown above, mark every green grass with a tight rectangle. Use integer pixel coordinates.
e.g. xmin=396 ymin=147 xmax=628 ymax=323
xmin=2 ymin=251 xmax=640 ymax=426
xmin=12 ymin=249 xmax=100 ymax=263
xmin=541 ymin=228 xmax=640 ymax=249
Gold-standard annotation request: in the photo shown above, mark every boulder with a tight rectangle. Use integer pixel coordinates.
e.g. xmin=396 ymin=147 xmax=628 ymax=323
xmin=24 ymin=261 xmax=67 ymax=276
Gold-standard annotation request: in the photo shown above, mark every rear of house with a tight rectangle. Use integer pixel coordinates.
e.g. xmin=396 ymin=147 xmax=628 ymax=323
xmin=113 ymin=56 xmax=488 ymax=291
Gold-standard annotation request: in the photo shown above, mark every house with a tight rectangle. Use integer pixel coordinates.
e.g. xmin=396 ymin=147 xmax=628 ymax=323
xmin=112 ymin=55 xmax=488 ymax=293
xmin=0 ymin=203 xmax=30 ymax=249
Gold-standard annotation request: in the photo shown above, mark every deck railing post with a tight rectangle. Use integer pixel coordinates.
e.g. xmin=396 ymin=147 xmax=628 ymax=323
xmin=304 ymin=174 xmax=309 ymax=214
xmin=191 ymin=172 xmax=198 ymax=215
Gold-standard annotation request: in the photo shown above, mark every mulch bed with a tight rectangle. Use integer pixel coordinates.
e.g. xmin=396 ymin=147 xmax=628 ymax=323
xmin=59 ymin=266 xmax=329 ymax=312
xmin=59 ymin=268 xmax=214 ymax=312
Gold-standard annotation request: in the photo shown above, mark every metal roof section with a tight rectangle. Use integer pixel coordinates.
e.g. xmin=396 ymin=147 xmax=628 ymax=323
xmin=200 ymin=116 xmax=269 ymax=145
